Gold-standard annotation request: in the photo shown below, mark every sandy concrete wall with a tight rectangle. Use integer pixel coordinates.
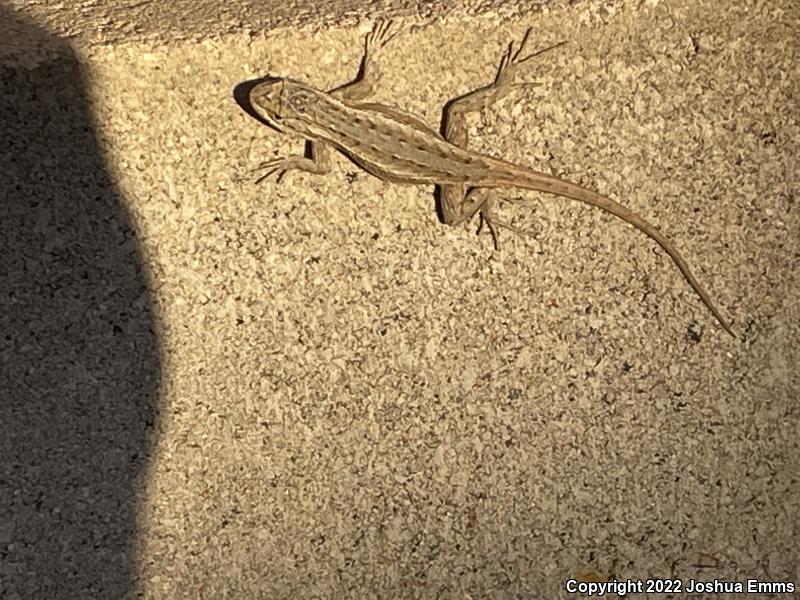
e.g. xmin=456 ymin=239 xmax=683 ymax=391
xmin=3 ymin=0 xmax=563 ymax=48
xmin=2 ymin=1 xmax=798 ymax=598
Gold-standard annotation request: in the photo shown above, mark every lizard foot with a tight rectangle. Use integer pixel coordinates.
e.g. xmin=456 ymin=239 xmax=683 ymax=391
xmin=475 ymin=199 xmax=526 ymax=251
xmin=366 ymin=19 xmax=400 ymax=55
xmin=253 ymin=156 xmax=311 ymax=184
xmin=494 ymin=29 xmax=567 ymax=90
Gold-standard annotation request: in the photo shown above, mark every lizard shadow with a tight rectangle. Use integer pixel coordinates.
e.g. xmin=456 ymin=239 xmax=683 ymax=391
xmin=0 ymin=7 xmax=160 ymax=597
xmin=233 ymin=76 xmax=278 ymax=129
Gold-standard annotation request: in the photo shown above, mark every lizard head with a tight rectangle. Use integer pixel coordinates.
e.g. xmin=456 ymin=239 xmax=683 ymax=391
xmin=249 ymin=78 xmax=326 ymax=138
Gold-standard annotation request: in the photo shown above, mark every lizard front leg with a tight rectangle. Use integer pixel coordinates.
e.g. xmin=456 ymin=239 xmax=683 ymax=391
xmin=331 ymin=20 xmax=398 ymax=102
xmin=439 ymin=29 xmax=565 ymax=247
xmin=253 ymin=140 xmax=332 ymax=184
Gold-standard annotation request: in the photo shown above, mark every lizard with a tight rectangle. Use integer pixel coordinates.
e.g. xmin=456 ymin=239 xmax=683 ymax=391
xmin=246 ymin=20 xmax=735 ymax=337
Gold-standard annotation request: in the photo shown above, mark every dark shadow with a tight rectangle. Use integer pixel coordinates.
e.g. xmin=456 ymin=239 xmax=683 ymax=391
xmin=233 ymin=76 xmax=279 ymax=127
xmin=0 ymin=7 xmax=160 ymax=598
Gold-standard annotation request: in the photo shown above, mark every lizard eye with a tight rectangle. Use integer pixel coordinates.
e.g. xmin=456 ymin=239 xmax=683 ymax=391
xmin=288 ymin=90 xmax=314 ymax=113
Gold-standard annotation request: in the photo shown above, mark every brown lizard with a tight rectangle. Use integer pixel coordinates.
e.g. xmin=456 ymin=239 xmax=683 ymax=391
xmin=247 ymin=21 xmax=734 ymax=337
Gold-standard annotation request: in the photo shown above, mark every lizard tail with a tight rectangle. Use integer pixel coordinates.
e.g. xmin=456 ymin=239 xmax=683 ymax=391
xmin=510 ymin=171 xmax=735 ymax=337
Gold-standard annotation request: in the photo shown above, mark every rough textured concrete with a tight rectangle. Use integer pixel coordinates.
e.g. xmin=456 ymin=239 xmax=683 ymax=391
xmin=4 ymin=0 xmax=566 ymax=48
xmin=2 ymin=0 xmax=798 ymax=598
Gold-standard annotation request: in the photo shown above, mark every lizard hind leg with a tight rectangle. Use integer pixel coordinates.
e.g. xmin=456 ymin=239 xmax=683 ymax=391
xmin=463 ymin=188 xmax=526 ymax=250
xmin=441 ymin=29 xmax=566 ymax=146
xmin=438 ymin=30 xmax=565 ymax=247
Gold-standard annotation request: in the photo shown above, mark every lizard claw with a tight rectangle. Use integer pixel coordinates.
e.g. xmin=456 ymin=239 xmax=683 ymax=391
xmin=494 ymin=28 xmax=566 ymax=88
xmin=477 ymin=214 xmax=526 ymax=251
xmin=514 ymin=80 xmax=545 ymax=90
xmin=253 ymin=157 xmax=295 ymax=184
xmin=476 ymin=200 xmax=526 ymax=250
xmin=476 ymin=212 xmax=502 ymax=250
xmin=366 ymin=19 xmax=399 ymax=53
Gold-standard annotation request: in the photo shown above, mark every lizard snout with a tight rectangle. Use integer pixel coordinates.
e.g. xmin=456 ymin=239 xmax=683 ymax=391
xmin=250 ymin=79 xmax=285 ymax=120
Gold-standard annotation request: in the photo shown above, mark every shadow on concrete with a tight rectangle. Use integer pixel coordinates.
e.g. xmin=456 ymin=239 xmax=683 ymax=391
xmin=0 ymin=7 xmax=160 ymax=598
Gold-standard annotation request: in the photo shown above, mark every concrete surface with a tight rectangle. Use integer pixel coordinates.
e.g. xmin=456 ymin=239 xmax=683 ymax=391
xmin=2 ymin=0 xmax=798 ymax=598
xmin=4 ymin=0 xmax=564 ymax=48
